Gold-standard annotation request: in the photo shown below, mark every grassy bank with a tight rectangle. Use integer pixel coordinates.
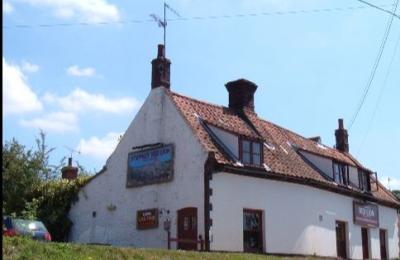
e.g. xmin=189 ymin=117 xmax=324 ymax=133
xmin=3 ymin=237 xmax=323 ymax=260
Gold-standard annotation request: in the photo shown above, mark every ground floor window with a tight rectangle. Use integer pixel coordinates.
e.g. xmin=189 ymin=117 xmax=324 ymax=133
xmin=361 ymin=227 xmax=370 ymax=259
xmin=335 ymin=221 xmax=348 ymax=259
xmin=380 ymin=229 xmax=388 ymax=260
xmin=243 ymin=209 xmax=263 ymax=253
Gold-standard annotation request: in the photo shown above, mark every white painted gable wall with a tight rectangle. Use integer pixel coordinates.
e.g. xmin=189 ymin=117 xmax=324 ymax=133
xmin=69 ymin=87 xmax=208 ymax=248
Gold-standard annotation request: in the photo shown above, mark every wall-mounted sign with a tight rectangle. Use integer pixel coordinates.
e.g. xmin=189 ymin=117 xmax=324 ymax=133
xmin=353 ymin=201 xmax=379 ymax=228
xmin=137 ymin=208 xmax=159 ymax=230
xmin=127 ymin=144 xmax=174 ymax=187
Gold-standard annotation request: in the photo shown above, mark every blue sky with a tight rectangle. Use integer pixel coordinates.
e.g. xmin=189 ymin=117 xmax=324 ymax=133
xmin=3 ymin=0 xmax=400 ymax=189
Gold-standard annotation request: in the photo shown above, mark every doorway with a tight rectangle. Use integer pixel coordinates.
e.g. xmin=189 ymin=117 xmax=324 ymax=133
xmin=361 ymin=227 xmax=369 ymax=259
xmin=380 ymin=229 xmax=387 ymax=260
xmin=335 ymin=221 xmax=347 ymax=259
xmin=177 ymin=207 xmax=197 ymax=250
xmin=243 ymin=209 xmax=263 ymax=253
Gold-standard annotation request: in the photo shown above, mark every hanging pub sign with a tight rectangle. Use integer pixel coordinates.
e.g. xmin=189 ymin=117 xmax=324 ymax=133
xmin=353 ymin=201 xmax=379 ymax=228
xmin=137 ymin=208 xmax=159 ymax=230
xmin=127 ymin=144 xmax=174 ymax=187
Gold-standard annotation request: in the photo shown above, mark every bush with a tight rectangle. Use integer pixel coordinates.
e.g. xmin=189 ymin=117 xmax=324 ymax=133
xmin=30 ymin=177 xmax=91 ymax=241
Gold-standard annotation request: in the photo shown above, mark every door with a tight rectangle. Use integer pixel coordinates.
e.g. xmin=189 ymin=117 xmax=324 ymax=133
xmin=361 ymin=228 xmax=369 ymax=259
xmin=380 ymin=229 xmax=387 ymax=260
xmin=335 ymin=221 xmax=347 ymax=259
xmin=243 ymin=209 xmax=263 ymax=253
xmin=177 ymin=207 xmax=197 ymax=250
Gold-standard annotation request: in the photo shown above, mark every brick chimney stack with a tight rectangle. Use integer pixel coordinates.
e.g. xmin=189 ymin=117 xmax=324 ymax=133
xmin=151 ymin=44 xmax=171 ymax=90
xmin=225 ymin=79 xmax=258 ymax=112
xmin=61 ymin=157 xmax=78 ymax=180
xmin=335 ymin=119 xmax=349 ymax=153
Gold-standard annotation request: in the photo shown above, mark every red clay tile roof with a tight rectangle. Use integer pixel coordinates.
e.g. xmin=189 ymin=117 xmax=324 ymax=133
xmin=168 ymin=90 xmax=399 ymax=207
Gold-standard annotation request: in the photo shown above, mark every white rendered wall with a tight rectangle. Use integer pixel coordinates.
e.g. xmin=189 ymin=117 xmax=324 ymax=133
xmin=299 ymin=151 xmax=333 ymax=179
xmin=208 ymin=124 xmax=238 ymax=158
xmin=210 ymin=172 xmax=399 ymax=259
xmin=69 ymin=87 xmax=208 ymax=248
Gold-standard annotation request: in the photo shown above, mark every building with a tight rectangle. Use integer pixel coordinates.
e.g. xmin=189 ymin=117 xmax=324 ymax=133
xmin=69 ymin=45 xmax=400 ymax=259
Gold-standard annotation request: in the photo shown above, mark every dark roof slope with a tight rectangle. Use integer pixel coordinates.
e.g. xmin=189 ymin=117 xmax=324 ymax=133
xmin=168 ymin=91 xmax=399 ymax=207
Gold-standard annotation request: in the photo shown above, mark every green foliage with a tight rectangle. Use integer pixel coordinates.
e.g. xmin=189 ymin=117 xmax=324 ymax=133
xmin=2 ymin=138 xmax=42 ymax=215
xmin=392 ymin=190 xmax=400 ymax=199
xmin=2 ymin=131 xmax=94 ymax=242
xmin=32 ymin=177 xmax=91 ymax=241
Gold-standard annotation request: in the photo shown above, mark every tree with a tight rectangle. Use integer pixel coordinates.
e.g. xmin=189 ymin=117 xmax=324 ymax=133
xmin=392 ymin=190 xmax=400 ymax=199
xmin=3 ymin=138 xmax=42 ymax=215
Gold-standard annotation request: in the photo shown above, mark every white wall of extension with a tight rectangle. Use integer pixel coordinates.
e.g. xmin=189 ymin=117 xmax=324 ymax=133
xmin=209 ymin=172 xmax=399 ymax=259
xmin=69 ymin=87 xmax=208 ymax=248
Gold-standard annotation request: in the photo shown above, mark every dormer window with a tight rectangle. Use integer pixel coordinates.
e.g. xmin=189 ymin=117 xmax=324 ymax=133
xmin=358 ymin=170 xmax=371 ymax=192
xmin=333 ymin=161 xmax=349 ymax=186
xmin=240 ymin=139 xmax=262 ymax=166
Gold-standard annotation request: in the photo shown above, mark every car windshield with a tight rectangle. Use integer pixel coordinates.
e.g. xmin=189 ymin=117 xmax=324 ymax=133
xmin=13 ymin=219 xmax=47 ymax=233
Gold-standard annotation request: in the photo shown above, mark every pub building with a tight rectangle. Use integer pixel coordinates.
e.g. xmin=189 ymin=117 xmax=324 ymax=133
xmin=69 ymin=45 xmax=400 ymax=259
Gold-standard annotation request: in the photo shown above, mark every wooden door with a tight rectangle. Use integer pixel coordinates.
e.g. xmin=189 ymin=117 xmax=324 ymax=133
xmin=361 ymin=228 xmax=369 ymax=259
xmin=380 ymin=229 xmax=387 ymax=260
xmin=177 ymin=207 xmax=197 ymax=250
xmin=243 ymin=209 xmax=263 ymax=253
xmin=335 ymin=221 xmax=347 ymax=259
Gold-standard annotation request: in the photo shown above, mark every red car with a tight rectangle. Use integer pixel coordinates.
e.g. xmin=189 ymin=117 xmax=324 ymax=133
xmin=3 ymin=216 xmax=51 ymax=241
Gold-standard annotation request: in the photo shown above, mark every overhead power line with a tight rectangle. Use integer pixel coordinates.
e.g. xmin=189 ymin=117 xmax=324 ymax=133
xmin=357 ymin=0 xmax=400 ymax=19
xmin=2 ymin=3 xmax=395 ymax=29
xmin=357 ymin=32 xmax=400 ymax=154
xmin=348 ymin=0 xmax=399 ymax=130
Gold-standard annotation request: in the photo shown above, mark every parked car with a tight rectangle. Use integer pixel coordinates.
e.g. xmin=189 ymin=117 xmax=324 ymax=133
xmin=3 ymin=216 xmax=52 ymax=241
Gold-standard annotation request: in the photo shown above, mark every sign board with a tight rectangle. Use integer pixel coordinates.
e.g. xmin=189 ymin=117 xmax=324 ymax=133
xmin=127 ymin=144 xmax=174 ymax=187
xmin=137 ymin=208 xmax=159 ymax=230
xmin=353 ymin=201 xmax=379 ymax=228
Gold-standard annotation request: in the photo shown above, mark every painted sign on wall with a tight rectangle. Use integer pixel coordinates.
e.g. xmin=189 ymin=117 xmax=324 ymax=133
xmin=353 ymin=201 xmax=379 ymax=228
xmin=127 ymin=144 xmax=174 ymax=187
xmin=137 ymin=208 xmax=159 ymax=230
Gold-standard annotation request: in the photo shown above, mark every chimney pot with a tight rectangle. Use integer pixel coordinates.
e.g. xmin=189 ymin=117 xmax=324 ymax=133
xmin=151 ymin=44 xmax=171 ymax=90
xmin=335 ymin=118 xmax=349 ymax=153
xmin=225 ymin=78 xmax=258 ymax=112
xmin=68 ymin=157 xmax=72 ymax=166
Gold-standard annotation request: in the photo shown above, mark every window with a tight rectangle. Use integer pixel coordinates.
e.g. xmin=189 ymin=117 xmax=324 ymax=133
xmin=240 ymin=139 xmax=262 ymax=166
xmin=358 ymin=170 xmax=371 ymax=192
xmin=333 ymin=161 xmax=349 ymax=185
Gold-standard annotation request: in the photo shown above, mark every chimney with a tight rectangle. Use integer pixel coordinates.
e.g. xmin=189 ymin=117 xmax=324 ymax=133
xmin=335 ymin=119 xmax=349 ymax=153
xmin=151 ymin=44 xmax=171 ymax=90
xmin=61 ymin=157 xmax=78 ymax=180
xmin=225 ymin=79 xmax=258 ymax=112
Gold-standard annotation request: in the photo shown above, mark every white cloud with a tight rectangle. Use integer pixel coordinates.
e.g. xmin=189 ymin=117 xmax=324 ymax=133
xmin=3 ymin=2 xmax=14 ymax=14
xmin=66 ymin=65 xmax=96 ymax=77
xmin=20 ymin=112 xmax=78 ymax=133
xmin=44 ymin=88 xmax=141 ymax=114
xmin=20 ymin=0 xmax=120 ymax=23
xmin=77 ymin=132 xmax=121 ymax=160
xmin=380 ymin=176 xmax=400 ymax=191
xmin=3 ymin=58 xmax=43 ymax=115
xmin=21 ymin=61 xmax=40 ymax=73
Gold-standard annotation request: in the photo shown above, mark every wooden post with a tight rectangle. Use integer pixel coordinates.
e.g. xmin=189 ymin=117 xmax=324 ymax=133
xmin=167 ymin=230 xmax=171 ymax=250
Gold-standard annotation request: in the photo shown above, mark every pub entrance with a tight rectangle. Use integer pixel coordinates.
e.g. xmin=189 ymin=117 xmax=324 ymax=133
xmin=380 ymin=229 xmax=387 ymax=260
xmin=177 ymin=207 xmax=197 ymax=250
xmin=335 ymin=221 xmax=347 ymax=259
xmin=361 ymin=227 xmax=369 ymax=259
xmin=243 ymin=209 xmax=263 ymax=253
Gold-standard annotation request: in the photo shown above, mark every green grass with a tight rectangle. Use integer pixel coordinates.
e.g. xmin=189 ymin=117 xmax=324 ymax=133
xmin=3 ymin=237 xmax=323 ymax=260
